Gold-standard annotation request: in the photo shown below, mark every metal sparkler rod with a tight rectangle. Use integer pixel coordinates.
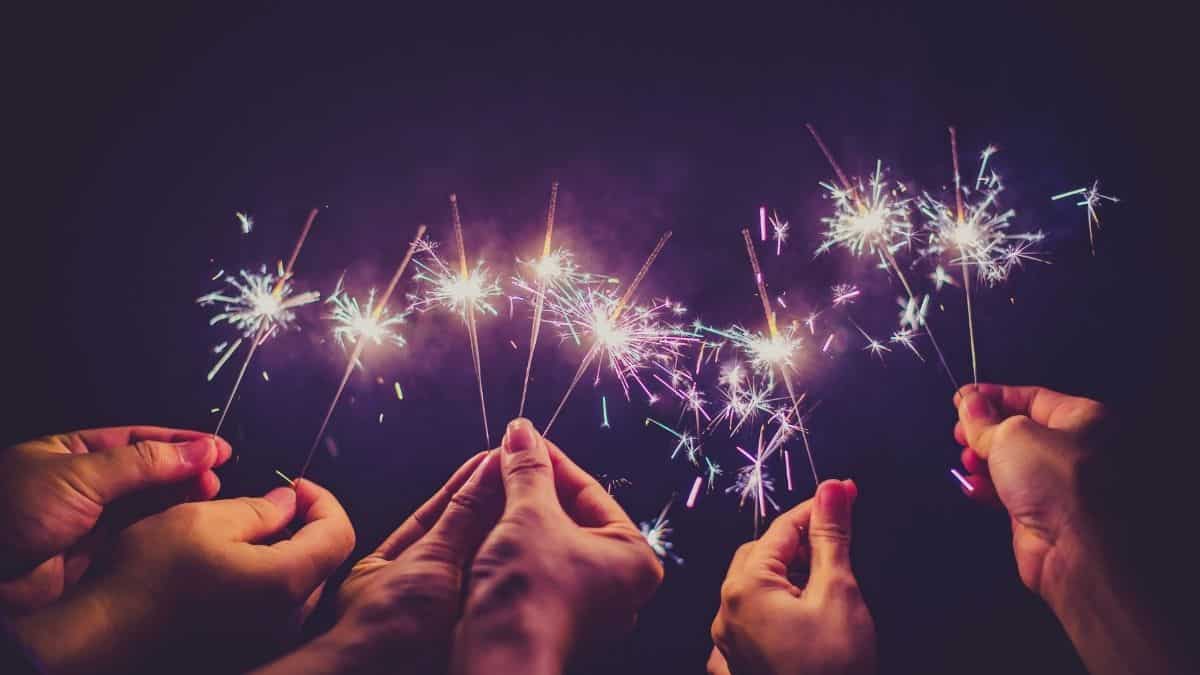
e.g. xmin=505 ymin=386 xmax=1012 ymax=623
xmin=949 ymin=127 xmax=979 ymax=386
xmin=451 ymin=194 xmax=492 ymax=447
xmin=518 ymin=182 xmax=559 ymax=417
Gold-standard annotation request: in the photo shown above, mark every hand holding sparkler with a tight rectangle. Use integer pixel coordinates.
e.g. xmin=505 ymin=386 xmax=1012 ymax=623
xmin=255 ymin=452 xmax=503 ymax=675
xmin=452 ymin=419 xmax=663 ymax=675
xmin=9 ymin=479 xmax=355 ymax=674
xmin=709 ymin=480 xmax=876 ymax=675
xmin=952 ymin=384 xmax=1179 ymax=675
xmin=0 ymin=426 xmax=231 ymax=611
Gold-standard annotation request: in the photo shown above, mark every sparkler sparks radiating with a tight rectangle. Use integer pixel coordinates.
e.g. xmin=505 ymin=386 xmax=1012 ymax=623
xmin=201 ymin=208 xmax=319 ymax=437
xmin=640 ymin=498 xmax=683 ymax=565
xmin=920 ymin=128 xmax=1046 ymax=384
xmin=410 ymin=196 xmax=501 ymax=446
xmin=807 ymin=123 xmax=960 ymax=389
xmin=298 ymin=225 xmax=425 ymax=480
xmin=1052 ymin=180 xmax=1118 ymax=255
xmin=770 ymin=211 xmax=789 ymax=256
xmin=236 ymin=212 xmax=254 ymax=234
xmin=542 ymin=232 xmax=680 ymax=437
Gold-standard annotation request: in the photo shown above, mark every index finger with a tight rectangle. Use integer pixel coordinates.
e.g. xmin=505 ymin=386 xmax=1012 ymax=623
xmin=544 ymin=439 xmax=634 ymax=528
xmin=265 ymin=479 xmax=356 ymax=596
xmin=62 ymin=427 xmax=232 ymax=464
xmin=745 ymin=499 xmax=813 ymax=570
xmin=376 ymin=450 xmax=491 ymax=559
xmin=953 ymin=384 xmax=1080 ymax=427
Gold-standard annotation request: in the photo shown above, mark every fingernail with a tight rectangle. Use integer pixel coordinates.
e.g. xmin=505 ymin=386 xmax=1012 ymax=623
xmin=962 ymin=393 xmax=994 ymax=421
xmin=264 ymin=487 xmax=296 ymax=509
xmin=177 ymin=438 xmax=215 ymax=466
xmin=817 ymin=480 xmax=850 ymax=523
xmin=503 ymin=418 xmax=538 ymax=454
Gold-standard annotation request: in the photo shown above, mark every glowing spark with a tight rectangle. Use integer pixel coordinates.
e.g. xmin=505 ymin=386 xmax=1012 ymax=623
xmin=394 ymin=382 xmax=403 ymax=400
xmin=704 ymin=457 xmax=722 ymax=488
xmin=821 ymin=334 xmax=835 ymax=353
xmin=832 ymin=283 xmax=861 ymax=307
xmin=640 ymin=499 xmax=683 ymax=565
xmin=770 ymin=211 xmax=789 ymax=255
xmin=261 ymin=371 xmax=269 ymax=382
xmin=759 ymin=205 xmax=768 ymax=241
xmin=897 ymin=294 xmax=930 ymax=331
xmin=1052 ymin=180 xmax=1118 ymax=254
xmin=601 ymin=396 xmax=610 ymax=428
xmin=929 ymin=265 xmax=958 ymax=291
xmin=646 ymin=417 xmax=701 ymax=465
xmin=950 ymin=468 xmax=974 ymax=492
xmin=784 ymin=449 xmax=793 ymax=491
xmin=378 ymin=413 xmax=384 ymax=424
xmin=686 ymin=476 xmax=703 ymax=508
xmin=890 ymin=329 xmax=924 ymax=360
xmin=236 ymin=212 xmax=254 ymax=234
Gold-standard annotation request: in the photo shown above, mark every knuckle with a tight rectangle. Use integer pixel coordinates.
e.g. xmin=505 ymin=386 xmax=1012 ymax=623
xmin=995 ymin=415 xmax=1034 ymax=443
xmin=808 ymin=522 xmax=851 ymax=543
xmin=504 ymin=455 xmax=551 ymax=480
xmin=130 ymin=440 xmax=165 ymax=474
xmin=447 ymin=488 xmax=485 ymax=517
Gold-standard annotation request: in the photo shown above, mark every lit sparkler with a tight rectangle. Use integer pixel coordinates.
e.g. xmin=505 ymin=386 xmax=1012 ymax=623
xmin=919 ymin=128 xmax=1046 ymax=384
xmin=542 ymin=232 xmax=682 ymax=437
xmin=807 ymin=124 xmax=959 ymax=389
xmin=517 ymin=182 xmax=558 ymax=417
xmin=410 ymin=196 xmax=500 ymax=446
xmin=1052 ymin=180 xmax=1118 ymax=254
xmin=297 ymin=225 xmax=425 ymax=480
xmin=200 ymin=208 xmax=319 ymax=436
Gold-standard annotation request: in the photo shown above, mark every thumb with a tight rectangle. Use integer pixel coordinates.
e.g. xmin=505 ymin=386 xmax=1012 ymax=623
xmin=209 ymin=487 xmax=298 ymax=542
xmin=499 ymin=418 xmax=556 ymax=510
xmin=807 ymin=479 xmax=857 ymax=597
xmin=68 ymin=437 xmax=219 ymax=504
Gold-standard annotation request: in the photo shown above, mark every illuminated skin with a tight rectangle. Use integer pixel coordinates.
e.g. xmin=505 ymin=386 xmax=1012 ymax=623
xmin=12 ymin=479 xmax=354 ymax=674
xmin=708 ymin=481 xmax=876 ymax=675
xmin=0 ymin=427 xmax=231 ymax=612
xmin=952 ymin=384 xmax=1177 ymax=675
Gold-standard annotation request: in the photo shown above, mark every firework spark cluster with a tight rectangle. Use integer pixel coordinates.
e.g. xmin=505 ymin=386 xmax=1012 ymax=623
xmin=197 ymin=129 xmax=1115 ymax=561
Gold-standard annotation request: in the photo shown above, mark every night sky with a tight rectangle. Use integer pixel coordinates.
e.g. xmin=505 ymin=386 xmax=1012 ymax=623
xmin=4 ymin=4 xmax=1190 ymax=674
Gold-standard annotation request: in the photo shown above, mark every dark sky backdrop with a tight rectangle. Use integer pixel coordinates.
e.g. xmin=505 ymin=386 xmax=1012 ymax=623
xmin=3 ymin=3 xmax=1191 ymax=674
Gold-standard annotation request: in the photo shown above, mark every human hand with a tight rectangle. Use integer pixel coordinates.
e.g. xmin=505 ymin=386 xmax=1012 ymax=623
xmin=11 ymin=478 xmax=355 ymax=675
xmin=953 ymin=384 xmax=1107 ymax=597
xmin=451 ymin=419 xmax=664 ymax=675
xmin=0 ymin=426 xmax=231 ymax=612
xmin=710 ymin=480 xmax=875 ymax=675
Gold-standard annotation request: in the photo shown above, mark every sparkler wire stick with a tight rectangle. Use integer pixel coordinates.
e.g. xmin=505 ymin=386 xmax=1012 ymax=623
xmin=741 ymin=229 xmax=819 ymax=484
xmin=542 ymin=231 xmax=673 ymax=437
xmin=805 ymin=123 xmax=959 ymax=389
xmin=213 ymin=208 xmax=318 ymax=437
xmin=950 ymin=127 xmax=979 ymax=386
xmin=297 ymin=224 xmax=426 ymax=480
xmin=518 ymin=181 xmax=559 ymax=417
xmin=452 ymin=195 xmax=492 ymax=447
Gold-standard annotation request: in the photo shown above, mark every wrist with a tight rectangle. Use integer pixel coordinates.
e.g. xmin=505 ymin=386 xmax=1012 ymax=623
xmin=454 ymin=596 xmax=574 ymax=675
xmin=10 ymin=585 xmax=118 ymax=675
xmin=252 ymin=622 xmax=394 ymax=675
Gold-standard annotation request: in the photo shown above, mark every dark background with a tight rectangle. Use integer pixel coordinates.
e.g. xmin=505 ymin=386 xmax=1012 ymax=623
xmin=3 ymin=3 xmax=1192 ymax=673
